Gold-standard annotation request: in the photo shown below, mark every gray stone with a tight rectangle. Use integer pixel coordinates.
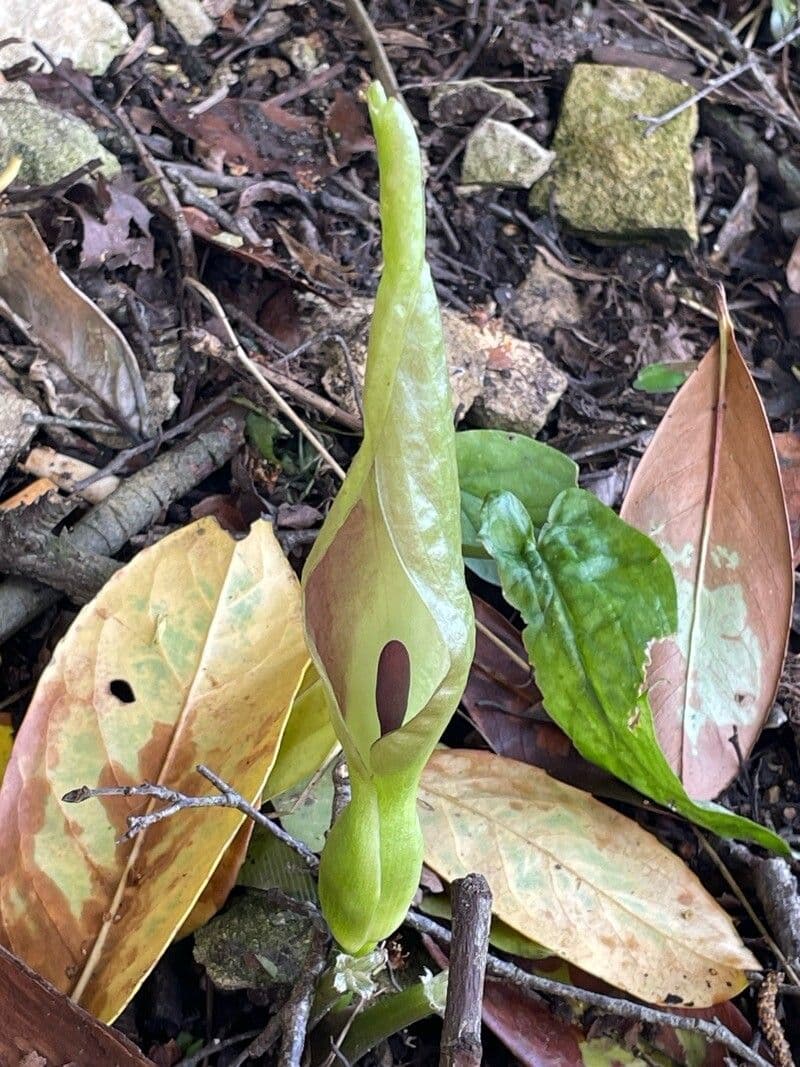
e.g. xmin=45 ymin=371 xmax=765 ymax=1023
xmin=468 ymin=324 xmax=568 ymax=436
xmin=529 ymin=64 xmax=697 ymax=248
xmin=0 ymin=83 xmax=120 ymax=186
xmin=0 ymin=0 xmax=130 ymax=76
xmin=509 ymin=254 xmax=581 ymax=337
xmin=193 ymin=892 xmax=317 ymax=992
xmin=155 ymin=0 xmax=214 ymax=44
xmin=461 ymin=119 xmax=554 ymax=188
xmin=429 ymin=79 xmax=533 ymax=126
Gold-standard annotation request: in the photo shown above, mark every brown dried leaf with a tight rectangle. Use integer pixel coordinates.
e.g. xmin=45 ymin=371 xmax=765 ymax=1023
xmin=75 ymin=181 xmax=154 ymax=270
xmin=621 ymin=291 xmax=794 ymax=799
xmin=326 ymin=90 xmax=374 ymax=165
xmin=0 ymin=216 xmax=148 ymax=437
xmin=0 ymin=944 xmax=149 ymax=1066
xmin=774 ymin=431 xmax=800 ymax=565
xmin=0 ymin=518 xmax=308 ymax=1022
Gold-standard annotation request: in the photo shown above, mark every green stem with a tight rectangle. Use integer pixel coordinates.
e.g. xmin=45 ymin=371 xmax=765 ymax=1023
xmin=336 ymin=972 xmax=448 ymax=1063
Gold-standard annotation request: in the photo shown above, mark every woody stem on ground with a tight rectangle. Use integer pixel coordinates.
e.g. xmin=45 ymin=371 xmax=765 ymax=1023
xmin=439 ymin=874 xmax=491 ymax=1067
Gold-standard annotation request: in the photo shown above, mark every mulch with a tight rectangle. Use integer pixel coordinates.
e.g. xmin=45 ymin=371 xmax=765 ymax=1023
xmin=2 ymin=0 xmax=800 ymax=1063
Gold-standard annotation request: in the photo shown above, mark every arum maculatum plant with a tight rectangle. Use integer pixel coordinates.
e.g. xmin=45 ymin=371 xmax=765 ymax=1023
xmin=302 ymin=82 xmax=475 ymax=954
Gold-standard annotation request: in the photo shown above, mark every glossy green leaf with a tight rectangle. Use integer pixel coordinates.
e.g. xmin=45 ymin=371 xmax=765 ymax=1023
xmin=633 ymin=362 xmax=696 ymax=394
xmin=456 ymin=429 xmax=577 ymax=583
xmin=302 ymin=83 xmax=475 ymax=953
xmin=479 ymin=489 xmax=789 ymax=854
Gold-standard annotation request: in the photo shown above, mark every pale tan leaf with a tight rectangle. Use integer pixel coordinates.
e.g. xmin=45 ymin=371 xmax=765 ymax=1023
xmin=419 ymin=750 xmax=758 ymax=1008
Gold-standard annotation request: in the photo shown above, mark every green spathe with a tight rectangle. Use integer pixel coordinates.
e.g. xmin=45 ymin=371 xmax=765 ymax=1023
xmin=302 ymin=83 xmax=475 ymax=953
xmin=479 ymin=488 xmax=789 ymax=855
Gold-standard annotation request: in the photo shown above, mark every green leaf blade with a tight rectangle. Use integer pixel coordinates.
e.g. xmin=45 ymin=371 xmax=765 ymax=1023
xmin=479 ymin=488 xmax=790 ymax=854
xmin=456 ymin=429 xmax=577 ymax=583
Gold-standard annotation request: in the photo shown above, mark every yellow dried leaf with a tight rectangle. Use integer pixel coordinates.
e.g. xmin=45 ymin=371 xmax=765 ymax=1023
xmin=0 ymin=518 xmax=308 ymax=1022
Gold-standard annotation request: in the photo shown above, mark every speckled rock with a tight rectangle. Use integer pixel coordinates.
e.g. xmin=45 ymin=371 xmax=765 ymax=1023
xmin=509 ymin=254 xmax=581 ymax=337
xmin=193 ymin=892 xmax=317 ymax=992
xmin=0 ymin=0 xmax=130 ymax=75
xmin=468 ymin=322 xmax=568 ymax=436
xmin=155 ymin=0 xmax=214 ymax=44
xmin=462 ymin=119 xmax=554 ymax=188
xmin=0 ymin=82 xmax=120 ymax=185
xmin=429 ymin=79 xmax=533 ymax=126
xmin=529 ymin=65 xmax=697 ymax=248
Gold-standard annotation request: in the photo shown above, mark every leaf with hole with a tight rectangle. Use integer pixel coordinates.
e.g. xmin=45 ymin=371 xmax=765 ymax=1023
xmin=0 ymin=518 xmax=308 ymax=1022
xmin=419 ymin=749 xmax=758 ymax=1007
xmin=621 ymin=292 xmax=794 ymax=799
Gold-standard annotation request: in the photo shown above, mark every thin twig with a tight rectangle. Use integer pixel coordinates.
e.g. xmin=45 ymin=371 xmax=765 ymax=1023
xmin=230 ymin=921 xmax=330 ymax=1067
xmin=176 ymin=1029 xmax=263 ymax=1067
xmin=185 ymin=279 xmax=348 ymax=480
xmin=406 ymin=912 xmax=772 ymax=1067
xmin=636 ymin=21 xmax=800 ymax=135
xmin=696 ymin=832 xmax=800 ymax=985
xmin=114 ymin=107 xmax=198 ymax=286
xmin=69 ymin=391 xmax=236 ymax=496
xmin=439 ymin=874 xmax=491 ymax=1067
xmin=342 ymin=0 xmax=401 ymax=99
xmin=63 ymin=764 xmax=320 ymax=871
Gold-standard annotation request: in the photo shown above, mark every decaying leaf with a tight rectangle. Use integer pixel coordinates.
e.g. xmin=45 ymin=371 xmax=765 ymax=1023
xmin=774 ymin=430 xmax=800 ymax=564
xmin=0 ymin=216 xmax=149 ymax=438
xmin=0 ymin=518 xmax=308 ymax=1022
xmin=419 ymin=750 xmax=758 ymax=1007
xmin=75 ymin=182 xmax=154 ymax=271
xmin=0 ymin=945 xmax=150 ymax=1067
xmin=621 ymin=291 xmax=793 ymax=799
xmin=480 ymin=488 xmax=787 ymax=853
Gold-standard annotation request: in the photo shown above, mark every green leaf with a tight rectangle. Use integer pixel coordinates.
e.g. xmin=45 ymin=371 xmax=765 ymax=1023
xmin=456 ymin=429 xmax=577 ymax=583
xmin=274 ymin=762 xmax=335 ymax=854
xmin=263 ymin=665 xmax=338 ymax=801
xmin=245 ymin=411 xmax=284 ymax=463
xmin=633 ymin=362 xmax=696 ymax=394
xmin=302 ymin=82 xmax=475 ymax=953
xmin=420 ymin=893 xmax=550 ymax=960
xmin=238 ymin=827 xmax=318 ymax=903
xmin=479 ymin=489 xmax=789 ymax=854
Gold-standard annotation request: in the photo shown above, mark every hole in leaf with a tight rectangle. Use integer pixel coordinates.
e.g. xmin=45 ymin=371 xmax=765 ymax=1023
xmin=375 ymin=640 xmax=411 ymax=737
xmin=110 ymin=679 xmax=135 ymax=703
